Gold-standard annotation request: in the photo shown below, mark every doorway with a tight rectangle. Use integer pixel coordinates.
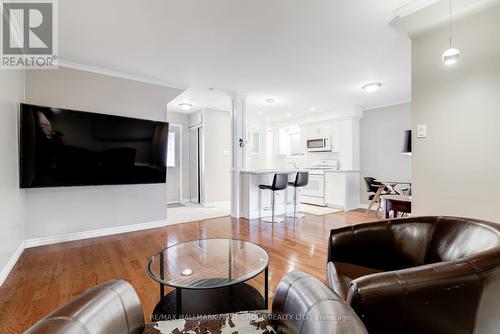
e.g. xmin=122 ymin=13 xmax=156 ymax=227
xmin=189 ymin=125 xmax=204 ymax=204
xmin=167 ymin=124 xmax=182 ymax=204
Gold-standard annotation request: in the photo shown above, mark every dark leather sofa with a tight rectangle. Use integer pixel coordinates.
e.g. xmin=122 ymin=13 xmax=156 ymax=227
xmin=24 ymin=271 xmax=368 ymax=334
xmin=326 ymin=216 xmax=500 ymax=334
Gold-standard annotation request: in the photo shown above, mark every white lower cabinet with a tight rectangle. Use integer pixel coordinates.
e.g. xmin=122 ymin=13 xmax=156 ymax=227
xmin=325 ymin=171 xmax=359 ymax=211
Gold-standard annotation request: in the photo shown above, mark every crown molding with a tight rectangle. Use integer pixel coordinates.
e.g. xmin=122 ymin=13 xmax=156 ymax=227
xmin=58 ymin=60 xmax=189 ymax=91
xmin=394 ymin=0 xmax=440 ymax=18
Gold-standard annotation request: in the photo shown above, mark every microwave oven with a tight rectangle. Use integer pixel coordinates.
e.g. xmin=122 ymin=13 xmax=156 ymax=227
xmin=306 ymin=137 xmax=332 ymax=152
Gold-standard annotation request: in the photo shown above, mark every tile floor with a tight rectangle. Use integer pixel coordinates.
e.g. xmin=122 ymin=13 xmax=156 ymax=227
xmin=166 ymin=201 xmax=231 ymax=225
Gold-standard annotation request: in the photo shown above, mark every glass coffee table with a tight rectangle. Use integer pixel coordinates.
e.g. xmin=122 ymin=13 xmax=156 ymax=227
xmin=147 ymin=238 xmax=269 ymax=319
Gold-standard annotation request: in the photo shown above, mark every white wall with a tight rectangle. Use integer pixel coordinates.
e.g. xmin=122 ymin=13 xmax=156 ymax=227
xmin=0 ymin=70 xmax=26 ymax=281
xmin=204 ymin=109 xmax=231 ymax=202
xmin=359 ymin=103 xmax=412 ymax=203
xmin=412 ymin=4 xmax=500 ymax=221
xmin=24 ymin=67 xmax=183 ymax=238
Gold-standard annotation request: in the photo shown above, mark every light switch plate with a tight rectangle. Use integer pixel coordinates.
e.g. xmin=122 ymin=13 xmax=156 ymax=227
xmin=417 ymin=125 xmax=427 ymax=138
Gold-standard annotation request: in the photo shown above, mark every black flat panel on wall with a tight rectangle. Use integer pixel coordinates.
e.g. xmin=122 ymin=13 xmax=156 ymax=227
xmin=19 ymin=103 xmax=169 ymax=188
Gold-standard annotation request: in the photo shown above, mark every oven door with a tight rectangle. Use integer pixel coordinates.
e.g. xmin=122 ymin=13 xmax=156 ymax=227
xmin=301 ymin=174 xmax=325 ymax=198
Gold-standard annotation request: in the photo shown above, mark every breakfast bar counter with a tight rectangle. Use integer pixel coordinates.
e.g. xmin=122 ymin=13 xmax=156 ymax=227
xmin=239 ymin=169 xmax=304 ymax=219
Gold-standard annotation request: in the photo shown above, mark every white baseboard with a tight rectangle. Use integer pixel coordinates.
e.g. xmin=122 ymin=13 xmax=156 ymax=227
xmin=24 ymin=219 xmax=168 ymax=248
xmin=0 ymin=241 xmax=25 ymax=287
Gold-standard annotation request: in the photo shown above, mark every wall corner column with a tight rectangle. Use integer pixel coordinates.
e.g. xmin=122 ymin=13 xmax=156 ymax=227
xmin=230 ymin=95 xmax=247 ymax=218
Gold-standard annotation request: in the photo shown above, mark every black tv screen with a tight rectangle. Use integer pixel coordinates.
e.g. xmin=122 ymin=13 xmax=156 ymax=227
xmin=20 ymin=103 xmax=169 ymax=188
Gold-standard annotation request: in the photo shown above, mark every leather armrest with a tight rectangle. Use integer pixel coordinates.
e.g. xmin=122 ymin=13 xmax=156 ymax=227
xmin=24 ymin=280 xmax=145 ymax=334
xmin=272 ymin=271 xmax=367 ymax=334
xmin=348 ymin=261 xmax=483 ymax=334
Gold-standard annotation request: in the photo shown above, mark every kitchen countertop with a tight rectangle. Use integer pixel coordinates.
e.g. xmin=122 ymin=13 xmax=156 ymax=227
xmin=240 ymin=169 xmax=307 ymax=175
xmin=241 ymin=169 xmax=359 ymax=175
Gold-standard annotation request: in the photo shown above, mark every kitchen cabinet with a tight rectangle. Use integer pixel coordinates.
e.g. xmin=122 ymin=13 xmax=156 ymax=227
xmin=288 ymin=130 xmax=304 ymax=156
xmin=303 ymin=125 xmax=331 ymax=139
xmin=273 ymin=128 xmax=289 ymax=155
xmin=325 ymin=171 xmax=360 ymax=211
xmin=247 ymin=130 xmax=261 ymax=154
xmin=332 ymin=119 xmax=359 ymax=170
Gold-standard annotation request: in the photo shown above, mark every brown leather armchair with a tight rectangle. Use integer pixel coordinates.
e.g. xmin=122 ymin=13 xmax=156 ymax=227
xmin=326 ymin=216 xmax=500 ymax=334
xmin=24 ymin=272 xmax=368 ymax=334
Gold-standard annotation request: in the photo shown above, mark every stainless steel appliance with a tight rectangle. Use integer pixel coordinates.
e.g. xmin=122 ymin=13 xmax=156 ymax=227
xmin=306 ymin=137 xmax=332 ymax=152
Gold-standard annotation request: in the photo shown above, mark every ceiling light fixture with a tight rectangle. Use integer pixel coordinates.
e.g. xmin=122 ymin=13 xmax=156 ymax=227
xmin=265 ymin=98 xmax=274 ymax=104
xmin=310 ymin=107 xmax=315 ymax=112
xmin=286 ymin=113 xmax=291 ymax=117
xmin=442 ymin=0 xmax=460 ymax=66
xmin=179 ymin=103 xmax=193 ymax=111
xmin=258 ymin=110 xmax=263 ymax=114
xmin=362 ymin=83 xmax=382 ymax=93
xmin=266 ymin=117 xmax=270 ymax=121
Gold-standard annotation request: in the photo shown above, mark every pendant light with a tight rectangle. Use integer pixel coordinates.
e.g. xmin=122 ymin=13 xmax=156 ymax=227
xmin=442 ymin=0 xmax=460 ymax=65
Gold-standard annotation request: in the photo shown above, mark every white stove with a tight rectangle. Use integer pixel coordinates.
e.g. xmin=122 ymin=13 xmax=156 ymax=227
xmin=300 ymin=160 xmax=338 ymax=206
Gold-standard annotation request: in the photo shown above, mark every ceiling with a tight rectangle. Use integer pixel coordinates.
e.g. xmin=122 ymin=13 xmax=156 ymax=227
xmin=60 ymin=0 xmax=417 ymax=121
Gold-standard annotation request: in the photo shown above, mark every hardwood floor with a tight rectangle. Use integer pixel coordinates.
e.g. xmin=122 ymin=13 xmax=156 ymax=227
xmin=0 ymin=210 xmax=379 ymax=333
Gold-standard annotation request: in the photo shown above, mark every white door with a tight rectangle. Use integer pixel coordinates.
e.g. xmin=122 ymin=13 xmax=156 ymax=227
xmin=167 ymin=125 xmax=181 ymax=204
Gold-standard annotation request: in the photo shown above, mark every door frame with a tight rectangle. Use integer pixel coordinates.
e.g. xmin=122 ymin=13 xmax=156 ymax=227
xmin=167 ymin=123 xmax=183 ymax=204
xmin=188 ymin=124 xmax=205 ymax=204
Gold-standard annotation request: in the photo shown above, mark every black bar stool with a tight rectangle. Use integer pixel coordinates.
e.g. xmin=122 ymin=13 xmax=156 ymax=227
xmin=259 ymin=173 xmax=289 ymax=223
xmin=287 ymin=172 xmax=309 ymax=218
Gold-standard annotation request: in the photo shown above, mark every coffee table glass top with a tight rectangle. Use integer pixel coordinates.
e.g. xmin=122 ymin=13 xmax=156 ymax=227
xmin=147 ymin=238 xmax=269 ymax=289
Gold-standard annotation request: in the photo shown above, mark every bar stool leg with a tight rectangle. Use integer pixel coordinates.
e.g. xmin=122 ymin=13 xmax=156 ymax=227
xmin=287 ymin=186 xmax=305 ymax=218
xmin=263 ymin=190 xmax=284 ymax=223
xmin=271 ymin=191 xmax=275 ymax=222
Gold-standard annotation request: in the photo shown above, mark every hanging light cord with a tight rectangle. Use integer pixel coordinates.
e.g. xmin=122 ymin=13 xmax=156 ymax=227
xmin=449 ymin=0 xmax=452 ymax=48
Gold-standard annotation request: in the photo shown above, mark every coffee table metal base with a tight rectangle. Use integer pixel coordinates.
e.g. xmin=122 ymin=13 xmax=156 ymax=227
xmin=152 ymin=282 xmax=265 ymax=320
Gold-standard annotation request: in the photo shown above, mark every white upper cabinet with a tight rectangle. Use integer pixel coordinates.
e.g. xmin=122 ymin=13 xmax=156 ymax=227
xmin=288 ymin=127 xmax=304 ymax=156
xmin=247 ymin=129 xmax=261 ymax=155
xmin=303 ymin=124 xmax=331 ymax=139
xmin=273 ymin=128 xmax=289 ymax=155
xmin=332 ymin=118 xmax=360 ymax=170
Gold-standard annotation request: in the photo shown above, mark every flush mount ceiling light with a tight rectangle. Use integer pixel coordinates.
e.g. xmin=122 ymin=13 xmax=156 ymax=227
xmin=442 ymin=0 xmax=460 ymax=66
xmin=310 ymin=107 xmax=315 ymax=112
xmin=286 ymin=113 xmax=291 ymax=117
xmin=266 ymin=117 xmax=270 ymax=121
xmin=181 ymin=268 xmax=193 ymax=276
xmin=179 ymin=103 xmax=193 ymax=111
xmin=258 ymin=110 xmax=263 ymax=114
xmin=265 ymin=98 xmax=274 ymax=104
xmin=362 ymin=82 xmax=382 ymax=93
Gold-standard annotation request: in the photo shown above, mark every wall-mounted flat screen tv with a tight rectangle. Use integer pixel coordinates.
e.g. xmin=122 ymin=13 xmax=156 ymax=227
xmin=20 ymin=103 xmax=169 ymax=188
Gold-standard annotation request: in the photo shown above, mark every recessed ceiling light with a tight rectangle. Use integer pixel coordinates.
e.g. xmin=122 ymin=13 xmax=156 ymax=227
xmin=265 ymin=98 xmax=274 ymax=104
xmin=266 ymin=117 xmax=270 ymax=121
xmin=310 ymin=107 xmax=315 ymax=112
xmin=258 ymin=110 xmax=263 ymax=114
xmin=179 ymin=103 xmax=193 ymax=111
xmin=362 ymin=83 xmax=382 ymax=93
xmin=286 ymin=113 xmax=291 ymax=117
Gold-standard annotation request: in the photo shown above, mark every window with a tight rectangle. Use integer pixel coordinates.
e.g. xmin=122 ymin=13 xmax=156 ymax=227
xmin=167 ymin=132 xmax=175 ymax=167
